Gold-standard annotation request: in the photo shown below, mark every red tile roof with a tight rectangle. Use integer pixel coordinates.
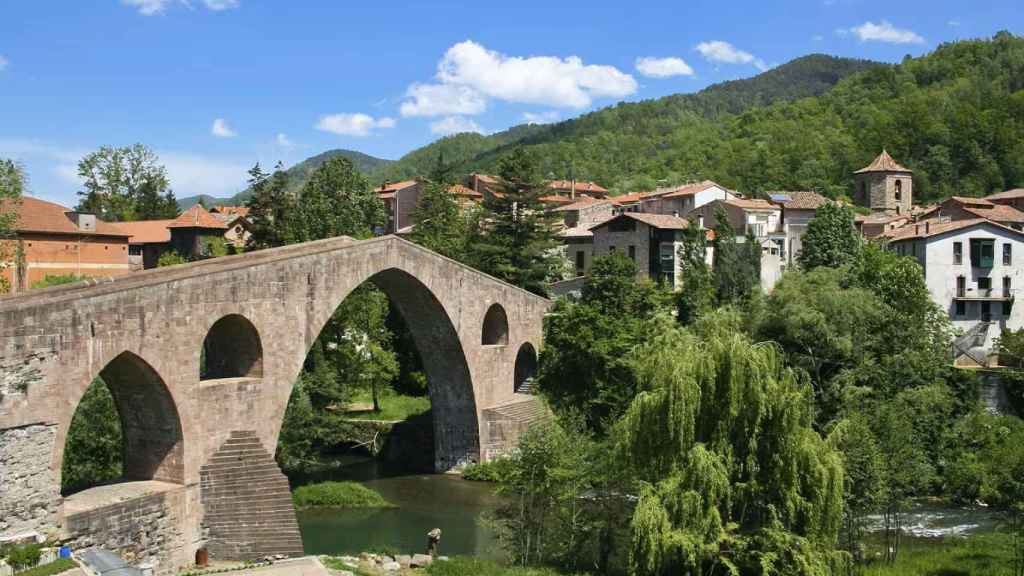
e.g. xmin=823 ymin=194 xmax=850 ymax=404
xmin=725 ymin=198 xmax=779 ymax=210
xmin=768 ymin=191 xmax=829 ymax=210
xmin=113 ymin=219 xmax=174 ymax=244
xmin=887 ymin=218 xmax=1024 ymax=242
xmin=639 ymin=180 xmax=723 ymax=200
xmin=591 ymin=212 xmax=690 ymax=231
xmin=447 ymin=184 xmax=482 ymax=198
xmin=985 ymin=188 xmax=1024 ymax=201
xmin=167 ymin=204 xmax=228 ymax=229
xmin=376 ymin=180 xmax=419 ymax=193
xmin=539 ymin=195 xmax=575 ymax=206
xmin=210 ymin=205 xmax=250 ymax=217
xmin=962 ymin=204 xmax=1024 ymax=224
xmin=0 ymin=196 xmax=130 ymax=237
xmin=855 ymin=150 xmax=912 ymax=174
xmin=551 ymin=197 xmax=609 ymax=212
xmin=609 ymin=192 xmax=643 ymax=205
xmin=547 ymin=180 xmax=609 ymax=196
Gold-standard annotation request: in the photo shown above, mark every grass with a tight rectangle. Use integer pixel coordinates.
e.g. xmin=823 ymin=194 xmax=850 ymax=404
xmin=13 ymin=558 xmax=78 ymax=576
xmin=423 ymin=557 xmax=580 ymax=576
xmin=321 ymin=557 xmax=378 ymax=576
xmin=292 ymin=481 xmax=396 ymax=509
xmin=344 ymin=392 xmax=431 ymax=422
xmin=461 ymin=458 xmax=513 ymax=483
xmin=862 ymin=532 xmax=1017 ymax=576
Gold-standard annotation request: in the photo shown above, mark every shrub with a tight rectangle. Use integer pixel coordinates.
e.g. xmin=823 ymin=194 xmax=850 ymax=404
xmin=461 ymin=458 xmax=513 ymax=482
xmin=291 ymin=481 xmax=394 ymax=509
xmin=11 ymin=558 xmax=77 ymax=576
xmin=4 ymin=543 xmax=42 ymax=571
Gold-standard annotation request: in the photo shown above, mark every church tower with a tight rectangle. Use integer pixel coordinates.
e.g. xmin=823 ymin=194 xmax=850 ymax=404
xmin=853 ymin=150 xmax=913 ymax=215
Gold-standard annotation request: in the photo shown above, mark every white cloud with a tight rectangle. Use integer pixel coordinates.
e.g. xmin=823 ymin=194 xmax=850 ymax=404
xmin=522 ymin=111 xmax=561 ymax=125
xmin=635 ymin=56 xmax=694 ymax=78
xmin=210 ymin=118 xmax=237 ymax=138
xmin=948 ymin=20 xmax=961 ymax=28
xmin=315 ymin=113 xmax=396 ymax=137
xmin=399 ymin=83 xmax=487 ymax=117
xmin=275 ymin=133 xmax=294 ymax=148
xmin=849 ymin=21 xmax=925 ymax=44
xmin=430 ymin=116 xmax=483 ymax=136
xmin=159 ymin=152 xmax=251 ymax=198
xmin=401 ymin=40 xmax=636 ymax=117
xmin=0 ymin=56 xmax=8 ymax=71
xmin=695 ymin=41 xmax=768 ymax=71
xmin=812 ymin=34 xmax=825 ymax=42
xmin=122 ymin=0 xmax=239 ymax=15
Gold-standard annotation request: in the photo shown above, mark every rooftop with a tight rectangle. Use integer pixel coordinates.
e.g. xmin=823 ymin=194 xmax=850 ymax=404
xmin=547 ymin=180 xmax=609 ymax=195
xmin=113 ymin=219 xmax=174 ymax=244
xmin=0 ymin=196 xmax=130 ymax=237
xmin=609 ymin=192 xmax=643 ymax=205
xmin=985 ymin=188 xmax=1024 ymax=202
xmin=167 ymin=204 xmax=228 ymax=229
xmin=447 ymin=184 xmax=482 ymax=198
xmin=887 ymin=217 xmax=1024 ymax=241
xmin=725 ymin=198 xmax=779 ymax=210
xmin=855 ymin=149 xmax=912 ymax=174
xmin=591 ymin=211 xmax=690 ymax=231
xmin=551 ymin=197 xmax=610 ymax=212
xmin=767 ymin=191 xmax=829 ymax=210
xmin=376 ymin=180 xmax=419 ymax=193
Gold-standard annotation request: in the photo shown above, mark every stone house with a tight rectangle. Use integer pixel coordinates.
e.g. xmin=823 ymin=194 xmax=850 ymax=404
xmin=857 ymin=212 xmax=912 ymax=239
xmin=985 ymin=188 xmax=1024 ymax=211
xmin=376 ymin=180 xmax=422 ymax=234
xmin=767 ymin=191 xmax=829 ymax=265
xmin=553 ymin=198 xmax=616 ymax=277
xmin=887 ymin=218 xmax=1024 ymax=363
xmin=589 ymin=212 xmax=692 ymax=289
xmin=114 ymin=205 xmax=229 ymax=269
xmin=0 ymin=197 xmax=132 ymax=293
xmin=640 ymin=180 xmax=735 ymax=216
xmin=447 ymin=184 xmax=484 ymax=209
xmin=547 ymin=179 xmax=609 ymax=200
xmin=209 ymin=206 xmax=252 ymax=248
xmin=853 ymin=150 xmax=913 ymax=216
xmin=692 ymin=198 xmax=786 ymax=289
xmin=918 ymin=196 xmax=1024 ymax=230
xmin=609 ymin=192 xmax=643 ymax=213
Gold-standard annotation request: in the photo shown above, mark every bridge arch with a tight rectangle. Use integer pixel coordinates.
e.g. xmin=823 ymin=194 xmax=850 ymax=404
xmin=481 ymin=303 xmax=509 ymax=346
xmin=201 ymin=313 xmax=264 ymax=380
xmin=514 ymin=342 xmax=538 ymax=394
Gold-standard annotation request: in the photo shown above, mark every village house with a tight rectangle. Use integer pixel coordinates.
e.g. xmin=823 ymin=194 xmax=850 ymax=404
xmin=0 ymin=197 xmax=132 ymax=293
xmin=639 ymin=180 xmax=735 ymax=216
xmin=919 ymin=196 xmax=1024 ymax=230
xmin=446 ymin=184 xmax=483 ymax=209
xmin=856 ymin=212 xmax=912 ymax=239
xmin=553 ymin=198 xmax=617 ymax=277
xmin=209 ymin=205 xmax=252 ymax=248
xmin=985 ymin=188 xmax=1024 ymax=211
xmin=114 ymin=204 xmax=229 ymax=269
xmin=546 ymin=179 xmax=609 ymax=200
xmin=767 ymin=191 xmax=829 ymax=265
xmin=375 ymin=180 xmax=422 ymax=234
xmin=691 ymin=198 xmax=786 ymax=288
xmin=887 ymin=218 xmax=1024 ymax=364
xmin=588 ymin=212 xmax=695 ymax=289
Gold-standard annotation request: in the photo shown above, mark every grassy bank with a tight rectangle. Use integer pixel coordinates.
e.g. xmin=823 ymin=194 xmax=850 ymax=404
xmin=11 ymin=558 xmax=78 ymax=576
xmin=862 ymin=532 xmax=1017 ymax=576
xmin=345 ymin=392 xmax=431 ymax=422
xmin=424 ymin=557 xmax=578 ymax=576
xmin=461 ymin=458 xmax=512 ymax=482
xmin=292 ymin=481 xmax=395 ymax=509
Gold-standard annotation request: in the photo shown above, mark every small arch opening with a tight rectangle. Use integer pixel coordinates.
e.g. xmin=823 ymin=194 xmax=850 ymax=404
xmin=481 ymin=303 xmax=510 ymax=346
xmin=202 ymin=314 xmax=263 ymax=380
xmin=514 ymin=342 xmax=538 ymax=394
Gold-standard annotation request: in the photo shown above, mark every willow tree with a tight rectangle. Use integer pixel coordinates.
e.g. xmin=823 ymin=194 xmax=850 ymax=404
xmin=618 ymin=327 xmax=845 ymax=575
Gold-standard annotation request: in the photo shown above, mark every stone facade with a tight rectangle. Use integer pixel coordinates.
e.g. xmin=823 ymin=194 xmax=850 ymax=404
xmin=0 ymin=424 xmax=60 ymax=538
xmin=0 ymin=235 xmax=549 ymax=573
xmin=854 ymin=172 xmax=913 ymax=215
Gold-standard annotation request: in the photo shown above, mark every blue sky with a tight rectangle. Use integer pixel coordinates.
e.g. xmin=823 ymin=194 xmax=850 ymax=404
xmin=1 ymin=0 xmax=1020 ymax=206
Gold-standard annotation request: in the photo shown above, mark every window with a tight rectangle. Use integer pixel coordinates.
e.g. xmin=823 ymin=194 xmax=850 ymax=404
xmin=1005 ymin=276 xmax=1012 ymax=298
xmin=955 ymin=300 xmax=966 ymax=316
xmin=1004 ymin=243 xmax=1012 ymax=266
xmin=970 ymin=239 xmax=995 ymax=268
xmin=609 ymin=245 xmax=616 ymax=253
xmin=660 ymin=243 xmax=676 ymax=285
xmin=953 ymin=242 xmax=963 ymax=265
xmin=979 ymin=276 xmax=991 ymax=296
xmin=957 ymin=276 xmax=966 ymax=297
xmin=628 ymin=245 xmax=636 ymax=261
xmin=894 ymin=179 xmax=902 ymax=202
xmin=982 ymin=301 xmax=992 ymax=322
xmin=575 ymin=251 xmax=585 ymax=275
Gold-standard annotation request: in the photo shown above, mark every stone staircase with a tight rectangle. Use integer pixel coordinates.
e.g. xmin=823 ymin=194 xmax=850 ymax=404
xmin=480 ymin=395 xmax=550 ymax=461
xmin=199 ymin=431 xmax=304 ymax=561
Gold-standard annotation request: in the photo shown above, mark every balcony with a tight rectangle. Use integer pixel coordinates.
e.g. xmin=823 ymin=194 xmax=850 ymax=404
xmin=953 ymin=288 xmax=1015 ymax=301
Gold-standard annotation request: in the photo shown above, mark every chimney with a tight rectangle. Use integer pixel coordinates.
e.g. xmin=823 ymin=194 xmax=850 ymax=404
xmin=698 ymin=215 xmax=705 ymax=229
xmin=925 ymin=221 xmax=930 ymax=234
xmin=70 ymin=212 xmax=96 ymax=232
xmin=571 ymin=178 xmax=576 ymax=200
xmin=915 ymin=224 xmax=920 ymax=235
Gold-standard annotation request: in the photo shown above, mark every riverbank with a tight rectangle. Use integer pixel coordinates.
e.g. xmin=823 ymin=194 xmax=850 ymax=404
xmin=861 ymin=532 xmax=1017 ymax=576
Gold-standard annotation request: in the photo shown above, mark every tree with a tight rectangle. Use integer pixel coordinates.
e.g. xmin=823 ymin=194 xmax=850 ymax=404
xmin=245 ymin=163 xmax=293 ymax=250
xmin=620 ymin=328 xmax=844 ymax=575
xmin=798 ymin=201 xmax=860 ymax=270
xmin=75 ymin=144 xmax=178 ymax=221
xmin=61 ymin=378 xmax=122 ymax=495
xmin=675 ymin=220 xmax=715 ymax=324
xmin=711 ymin=206 xmax=760 ymax=304
xmin=827 ymin=416 xmax=885 ymax=566
xmin=157 ymin=251 xmax=187 ymax=267
xmin=0 ymin=159 xmax=25 ymax=294
xmin=467 ymin=148 xmax=561 ymax=296
xmin=410 ymin=154 xmax=468 ymax=260
xmin=287 ymin=156 xmax=384 ymax=243
xmin=538 ymin=253 xmax=673 ymax=434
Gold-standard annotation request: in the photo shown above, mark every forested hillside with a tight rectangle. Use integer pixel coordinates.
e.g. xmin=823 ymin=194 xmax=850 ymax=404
xmin=177 ymin=148 xmax=392 ymax=208
xmin=382 ymin=33 xmax=1024 ymax=202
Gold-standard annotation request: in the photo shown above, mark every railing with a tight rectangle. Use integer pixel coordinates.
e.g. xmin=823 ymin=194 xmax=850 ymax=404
xmin=953 ymin=288 xmax=1015 ymax=300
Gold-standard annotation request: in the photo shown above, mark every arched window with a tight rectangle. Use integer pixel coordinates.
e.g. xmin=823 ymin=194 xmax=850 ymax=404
xmin=202 ymin=314 xmax=263 ymax=380
xmin=894 ymin=179 xmax=902 ymax=202
xmin=481 ymin=303 xmax=509 ymax=346
xmin=514 ymin=343 xmax=538 ymax=394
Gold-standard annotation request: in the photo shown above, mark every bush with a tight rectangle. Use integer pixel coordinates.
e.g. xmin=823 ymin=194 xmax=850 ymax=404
xmin=3 ymin=543 xmax=42 ymax=571
xmin=425 ymin=557 xmax=575 ymax=576
xmin=461 ymin=458 xmax=513 ymax=482
xmin=11 ymin=558 xmax=77 ymax=576
xmin=291 ymin=481 xmax=394 ymax=509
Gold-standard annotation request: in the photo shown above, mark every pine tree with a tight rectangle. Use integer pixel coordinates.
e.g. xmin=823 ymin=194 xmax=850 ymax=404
xmin=798 ymin=201 xmax=861 ymax=270
xmin=711 ymin=206 xmax=760 ymax=303
xmin=288 ymin=156 xmax=384 ymax=242
xmin=245 ymin=162 xmax=293 ymax=250
xmin=467 ymin=148 xmax=561 ymax=296
xmin=675 ymin=220 xmax=715 ymax=324
xmin=410 ymin=153 xmax=467 ymax=260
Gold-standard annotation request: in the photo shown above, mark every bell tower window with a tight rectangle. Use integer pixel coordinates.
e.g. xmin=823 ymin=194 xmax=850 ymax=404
xmin=894 ymin=179 xmax=902 ymax=202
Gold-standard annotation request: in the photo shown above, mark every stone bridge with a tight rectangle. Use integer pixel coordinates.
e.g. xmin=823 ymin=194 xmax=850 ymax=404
xmin=0 ymin=235 xmax=549 ymax=573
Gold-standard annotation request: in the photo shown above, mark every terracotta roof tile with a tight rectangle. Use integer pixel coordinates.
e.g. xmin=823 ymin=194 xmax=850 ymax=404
xmin=447 ymin=184 xmax=482 ymax=197
xmin=609 ymin=192 xmax=643 ymax=205
xmin=547 ymin=180 xmax=609 ymax=195
xmin=591 ymin=212 xmax=690 ymax=231
xmin=167 ymin=204 xmax=228 ymax=229
xmin=539 ymin=195 xmax=575 ymax=206
xmin=767 ymin=191 xmax=829 ymax=210
xmin=963 ymin=204 xmax=1024 ymax=224
xmin=113 ymin=219 xmax=174 ymax=244
xmin=985 ymin=188 xmax=1024 ymax=202
xmin=0 ymin=196 xmax=130 ymax=237
xmin=887 ymin=218 xmax=1024 ymax=241
xmin=551 ymin=197 xmax=609 ymax=212
xmin=725 ymin=198 xmax=779 ymax=210
xmin=855 ymin=150 xmax=912 ymax=174
xmin=376 ymin=180 xmax=419 ymax=193
xmin=210 ymin=205 xmax=250 ymax=217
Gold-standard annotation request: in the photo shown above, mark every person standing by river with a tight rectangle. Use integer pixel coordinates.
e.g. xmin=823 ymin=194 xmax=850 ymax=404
xmin=427 ymin=528 xmax=441 ymax=557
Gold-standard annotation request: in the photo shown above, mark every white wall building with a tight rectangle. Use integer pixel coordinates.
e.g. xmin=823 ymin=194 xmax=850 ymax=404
xmin=888 ymin=218 xmax=1024 ymax=363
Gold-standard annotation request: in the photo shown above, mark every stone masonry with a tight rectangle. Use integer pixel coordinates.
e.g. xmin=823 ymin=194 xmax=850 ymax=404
xmin=0 ymin=235 xmax=549 ymax=572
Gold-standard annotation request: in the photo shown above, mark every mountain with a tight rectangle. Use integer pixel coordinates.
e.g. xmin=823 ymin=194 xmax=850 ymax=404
xmin=379 ymin=34 xmax=1024 ymax=203
xmin=177 ymin=149 xmax=393 ymax=209
xmin=375 ymin=54 xmax=881 ymax=187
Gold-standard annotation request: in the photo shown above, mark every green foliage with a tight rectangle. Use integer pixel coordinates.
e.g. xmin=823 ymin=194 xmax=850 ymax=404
xmin=244 ymin=163 xmax=293 ymax=250
xmin=461 ymin=457 xmax=514 ymax=483
xmin=291 ymin=481 xmax=394 ymax=509
xmin=619 ymin=328 xmax=845 ymax=575
xmin=10 ymin=558 xmax=78 ymax=576
xmin=287 ymin=156 xmax=385 ymax=243
xmin=345 ymin=391 xmax=430 ymax=422
xmin=157 ymin=250 xmax=186 ymax=267
xmin=74 ymin=144 xmax=179 ymax=221
xmin=424 ymin=556 xmax=578 ymax=576
xmin=861 ymin=532 xmax=1016 ymax=576
xmin=0 ymin=158 xmax=24 ymax=235
xmin=798 ymin=202 xmax=860 ymax=270
xmin=410 ymin=156 xmax=469 ymax=261
xmin=710 ymin=206 xmax=760 ymax=304
xmin=675 ymin=221 xmax=715 ymax=325
xmin=30 ymin=274 xmax=86 ymax=289
xmin=466 ymin=149 xmax=562 ymax=296
xmin=3 ymin=543 xmax=42 ymax=571
xmin=61 ymin=377 xmax=122 ymax=495
xmin=538 ymin=253 xmax=673 ymax=434
xmin=944 ymin=411 xmax=1024 ymax=510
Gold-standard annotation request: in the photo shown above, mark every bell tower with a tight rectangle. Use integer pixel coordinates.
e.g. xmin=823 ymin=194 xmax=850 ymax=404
xmin=853 ymin=150 xmax=913 ymax=215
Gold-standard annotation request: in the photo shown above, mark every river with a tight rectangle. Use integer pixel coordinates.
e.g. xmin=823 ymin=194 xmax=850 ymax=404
xmin=294 ymin=458 xmax=504 ymax=559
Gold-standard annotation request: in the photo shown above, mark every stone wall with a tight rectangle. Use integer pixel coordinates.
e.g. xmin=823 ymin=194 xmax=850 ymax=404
xmin=64 ymin=487 xmax=189 ymax=574
xmin=0 ymin=424 xmax=60 ymax=538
